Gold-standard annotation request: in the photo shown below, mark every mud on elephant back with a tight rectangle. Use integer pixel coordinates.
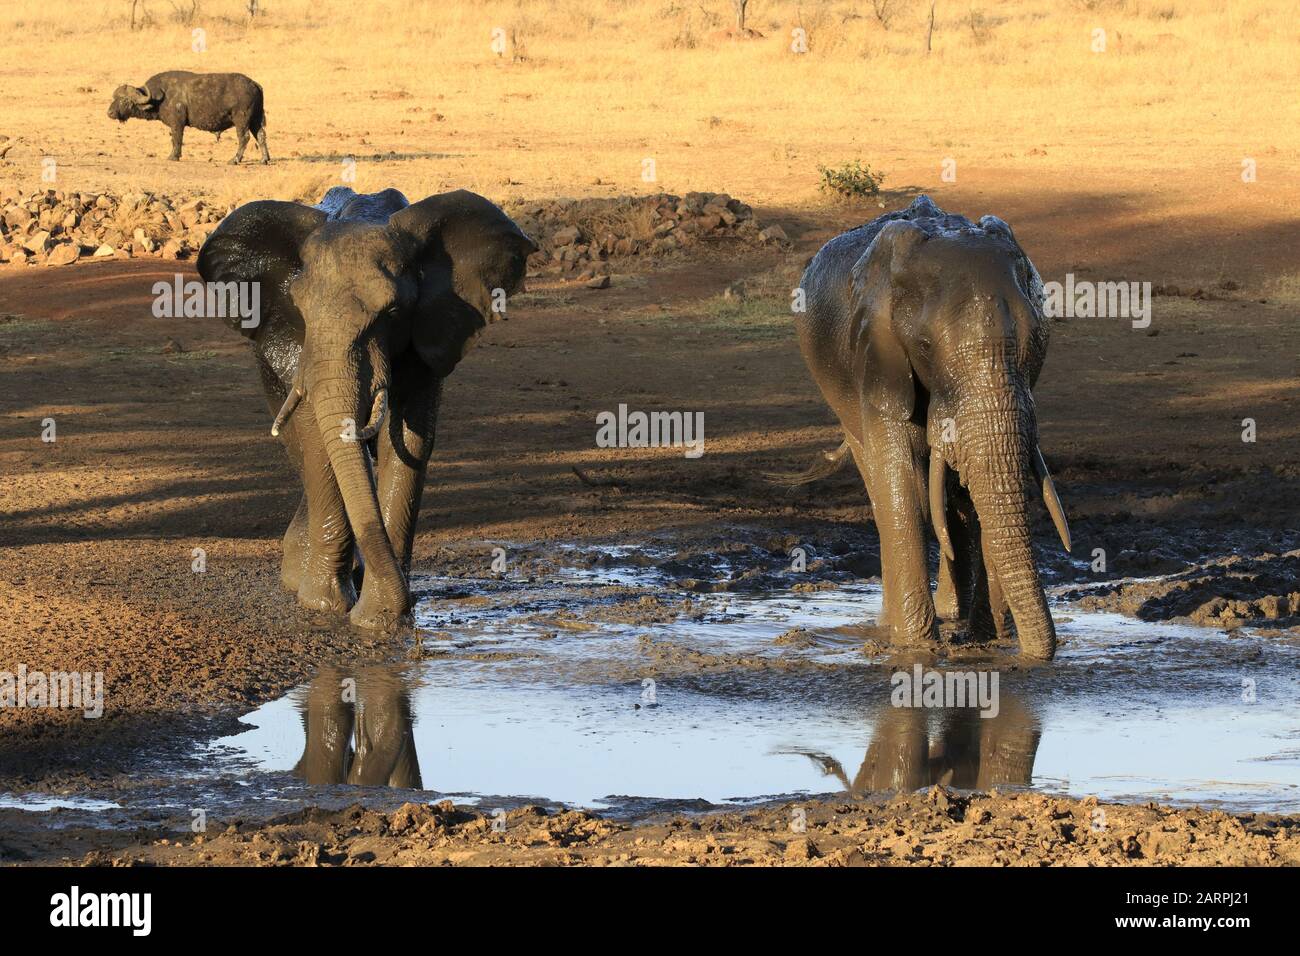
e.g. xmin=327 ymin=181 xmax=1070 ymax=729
xmin=196 ymin=186 xmax=538 ymax=629
xmin=775 ymin=195 xmax=1071 ymax=661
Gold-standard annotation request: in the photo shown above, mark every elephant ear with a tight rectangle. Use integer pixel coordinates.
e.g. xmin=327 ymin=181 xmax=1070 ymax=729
xmin=196 ymin=200 xmax=326 ymax=340
xmin=850 ymin=219 xmax=928 ymax=422
xmin=387 ymin=190 xmax=537 ymax=377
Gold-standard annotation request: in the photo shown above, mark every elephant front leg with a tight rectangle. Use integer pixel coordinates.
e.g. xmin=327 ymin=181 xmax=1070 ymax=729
xmin=862 ymin=419 xmax=937 ymax=647
xmin=288 ymin=407 xmax=358 ymax=613
xmin=353 ymin=379 xmax=441 ymax=624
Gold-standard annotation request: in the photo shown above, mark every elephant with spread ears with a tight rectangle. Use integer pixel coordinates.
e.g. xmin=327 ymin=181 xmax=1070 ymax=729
xmin=775 ymin=195 xmax=1071 ymax=659
xmin=197 ymin=187 xmax=538 ymax=629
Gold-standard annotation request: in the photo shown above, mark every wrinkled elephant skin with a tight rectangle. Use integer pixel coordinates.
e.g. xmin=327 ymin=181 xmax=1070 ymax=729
xmin=783 ymin=195 xmax=1070 ymax=659
xmin=198 ymin=187 xmax=537 ymax=629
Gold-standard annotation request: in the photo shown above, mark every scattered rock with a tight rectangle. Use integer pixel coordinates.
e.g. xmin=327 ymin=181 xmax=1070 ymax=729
xmin=1 ymin=188 xmax=769 ymax=275
xmin=45 ymin=243 xmax=80 ymax=266
xmin=784 ymin=838 xmax=820 ymax=861
xmin=133 ymin=228 xmax=156 ymax=254
xmin=507 ymin=191 xmax=768 ymax=278
xmin=0 ymin=188 xmax=230 ymax=268
xmin=551 ymin=225 xmax=582 ymax=246
xmin=22 ymin=231 xmax=52 ymax=254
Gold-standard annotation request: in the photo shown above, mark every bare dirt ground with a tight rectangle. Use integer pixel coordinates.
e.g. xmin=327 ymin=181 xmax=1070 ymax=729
xmin=1 ymin=175 xmax=1298 ymax=865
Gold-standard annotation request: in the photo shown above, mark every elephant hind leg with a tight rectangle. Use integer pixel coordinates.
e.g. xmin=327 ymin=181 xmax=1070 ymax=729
xmin=970 ymin=536 xmax=1014 ymax=644
xmin=935 ymin=485 xmax=978 ymax=621
xmin=280 ymin=493 xmax=309 ymax=593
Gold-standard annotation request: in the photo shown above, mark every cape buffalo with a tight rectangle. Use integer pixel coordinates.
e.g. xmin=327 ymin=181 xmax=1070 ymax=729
xmin=107 ymin=70 xmax=270 ymax=164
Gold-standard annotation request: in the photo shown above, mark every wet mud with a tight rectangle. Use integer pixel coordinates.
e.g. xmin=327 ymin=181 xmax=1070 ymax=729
xmin=3 ymin=542 xmax=1298 ymax=866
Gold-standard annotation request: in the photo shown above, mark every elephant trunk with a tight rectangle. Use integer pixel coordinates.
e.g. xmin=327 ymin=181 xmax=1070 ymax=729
xmin=308 ymin=365 xmax=407 ymax=616
xmin=956 ymin=395 xmax=1056 ymax=661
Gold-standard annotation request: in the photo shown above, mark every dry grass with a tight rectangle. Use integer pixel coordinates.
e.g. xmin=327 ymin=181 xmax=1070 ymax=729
xmin=0 ymin=1 xmax=1294 ymax=208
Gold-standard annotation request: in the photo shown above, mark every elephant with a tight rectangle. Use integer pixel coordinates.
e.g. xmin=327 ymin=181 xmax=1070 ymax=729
xmin=295 ymin=666 xmax=422 ymax=788
xmin=197 ymin=186 xmax=538 ymax=629
xmin=776 ymin=195 xmax=1070 ymax=659
xmin=788 ymin=691 xmax=1041 ymax=795
xmin=107 ymin=71 xmax=270 ymax=164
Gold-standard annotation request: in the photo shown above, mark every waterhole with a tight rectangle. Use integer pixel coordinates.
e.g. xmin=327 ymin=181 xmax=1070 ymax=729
xmin=5 ymin=547 xmax=1298 ymax=824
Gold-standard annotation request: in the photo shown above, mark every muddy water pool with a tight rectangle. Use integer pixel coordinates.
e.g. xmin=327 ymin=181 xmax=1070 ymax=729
xmin=4 ymin=548 xmax=1298 ymax=824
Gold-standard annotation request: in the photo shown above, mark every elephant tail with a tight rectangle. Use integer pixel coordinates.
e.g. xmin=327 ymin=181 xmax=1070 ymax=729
xmin=762 ymin=439 xmax=851 ymax=487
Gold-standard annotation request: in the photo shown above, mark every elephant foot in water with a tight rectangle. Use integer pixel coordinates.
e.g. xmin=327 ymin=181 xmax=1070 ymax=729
xmin=883 ymin=598 xmax=940 ymax=650
xmin=297 ymin=569 xmax=357 ymax=615
xmin=348 ymin=576 xmax=412 ymax=630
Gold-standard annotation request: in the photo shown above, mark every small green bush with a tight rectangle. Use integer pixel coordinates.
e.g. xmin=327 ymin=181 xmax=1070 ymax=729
xmin=816 ymin=160 xmax=885 ymax=201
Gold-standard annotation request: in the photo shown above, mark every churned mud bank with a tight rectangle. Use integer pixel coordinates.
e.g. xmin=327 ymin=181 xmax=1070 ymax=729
xmin=7 ymin=789 xmax=1299 ymax=868
xmin=2 ymin=539 xmax=1297 ymax=866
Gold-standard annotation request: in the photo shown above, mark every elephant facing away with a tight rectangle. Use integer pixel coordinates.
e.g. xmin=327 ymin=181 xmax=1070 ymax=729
xmin=778 ymin=196 xmax=1070 ymax=659
xmin=198 ymin=187 xmax=538 ymax=629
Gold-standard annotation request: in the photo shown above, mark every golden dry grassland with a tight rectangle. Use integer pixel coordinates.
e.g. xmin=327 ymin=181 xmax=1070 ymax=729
xmin=0 ymin=0 xmax=1294 ymax=212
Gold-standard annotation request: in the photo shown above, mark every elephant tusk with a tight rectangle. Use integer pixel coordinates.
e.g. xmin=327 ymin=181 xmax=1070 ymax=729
xmin=929 ymin=451 xmax=955 ymax=561
xmin=354 ymin=388 xmax=388 ymax=442
xmin=270 ymin=374 xmax=304 ymax=438
xmin=1033 ymin=446 xmax=1072 ymax=554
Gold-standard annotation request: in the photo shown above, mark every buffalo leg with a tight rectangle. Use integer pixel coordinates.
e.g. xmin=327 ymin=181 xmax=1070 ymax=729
xmin=231 ymin=126 xmax=250 ymax=164
xmin=168 ymin=123 xmax=184 ymax=161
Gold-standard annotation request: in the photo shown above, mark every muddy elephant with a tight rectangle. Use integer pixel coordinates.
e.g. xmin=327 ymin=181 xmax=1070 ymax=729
xmin=791 ymin=692 xmax=1041 ymax=795
xmin=295 ymin=667 xmax=422 ymax=788
xmin=778 ymin=196 xmax=1070 ymax=659
xmin=197 ymin=187 xmax=537 ymax=628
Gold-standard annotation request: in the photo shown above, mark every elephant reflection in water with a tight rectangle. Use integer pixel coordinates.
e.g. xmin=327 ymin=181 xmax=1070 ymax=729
xmin=294 ymin=667 xmax=422 ymax=789
xmin=793 ymin=693 xmax=1040 ymax=795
